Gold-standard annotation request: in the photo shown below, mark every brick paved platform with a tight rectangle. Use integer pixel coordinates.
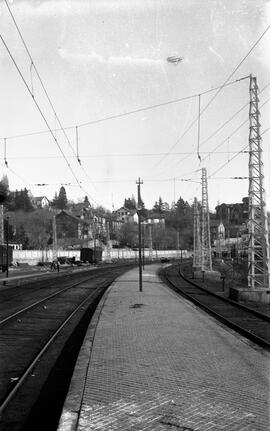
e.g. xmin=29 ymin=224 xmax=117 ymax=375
xmin=58 ymin=264 xmax=270 ymax=431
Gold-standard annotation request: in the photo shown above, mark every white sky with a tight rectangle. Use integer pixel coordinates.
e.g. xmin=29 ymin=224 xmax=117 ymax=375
xmin=0 ymin=0 xmax=270 ymax=211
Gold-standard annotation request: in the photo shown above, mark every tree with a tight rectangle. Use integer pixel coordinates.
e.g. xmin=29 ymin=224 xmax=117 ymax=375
xmin=9 ymin=188 xmax=34 ymax=212
xmin=124 ymin=196 xmax=136 ymax=210
xmin=83 ymin=196 xmax=91 ymax=207
xmin=12 ymin=223 xmax=29 ymax=249
xmin=8 ymin=209 xmax=53 ymax=249
xmin=51 ymin=187 xmax=68 ymax=210
xmin=119 ymin=222 xmax=138 ymax=248
xmin=151 ymin=225 xmax=178 ymax=250
xmin=0 ymin=175 xmax=9 ymax=204
xmin=165 ymin=196 xmax=193 ymax=248
xmin=152 ymin=196 xmax=164 ymax=214
xmin=58 ymin=186 xmax=68 ymax=209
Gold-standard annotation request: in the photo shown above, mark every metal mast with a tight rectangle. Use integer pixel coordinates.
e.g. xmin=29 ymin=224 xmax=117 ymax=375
xmin=201 ymin=167 xmax=212 ymax=271
xmin=193 ymin=197 xmax=201 ymax=268
xmin=248 ymin=75 xmax=270 ymax=289
xmin=0 ymin=205 xmax=4 ymax=245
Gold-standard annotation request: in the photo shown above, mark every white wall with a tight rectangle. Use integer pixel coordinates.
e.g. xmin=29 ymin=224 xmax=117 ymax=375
xmin=13 ymin=249 xmax=188 ymax=265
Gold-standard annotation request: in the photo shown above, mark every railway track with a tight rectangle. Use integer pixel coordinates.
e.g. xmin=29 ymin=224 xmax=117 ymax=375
xmin=0 ymin=264 xmax=134 ymax=431
xmin=163 ymin=263 xmax=270 ymax=350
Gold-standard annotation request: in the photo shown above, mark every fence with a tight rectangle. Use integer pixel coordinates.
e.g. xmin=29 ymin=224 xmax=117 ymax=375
xmin=13 ymin=249 xmax=189 ymax=266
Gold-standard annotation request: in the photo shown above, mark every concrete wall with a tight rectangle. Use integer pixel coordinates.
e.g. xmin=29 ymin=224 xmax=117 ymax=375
xmin=13 ymin=249 xmax=188 ymax=265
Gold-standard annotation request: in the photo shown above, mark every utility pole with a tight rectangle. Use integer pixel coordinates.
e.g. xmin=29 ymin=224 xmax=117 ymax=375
xmin=148 ymin=223 xmax=153 ymax=261
xmin=201 ymin=168 xmax=212 ymax=271
xmin=176 ymin=231 xmax=180 ymax=259
xmin=0 ymin=205 xmax=4 ymax=245
xmin=52 ymin=214 xmax=57 ymax=262
xmin=106 ymin=221 xmax=112 ymax=261
xmin=248 ymin=75 xmax=270 ymax=289
xmin=6 ymin=216 xmax=9 ymax=278
xmin=136 ymin=177 xmax=143 ymax=292
xmin=193 ymin=197 xmax=201 ymax=269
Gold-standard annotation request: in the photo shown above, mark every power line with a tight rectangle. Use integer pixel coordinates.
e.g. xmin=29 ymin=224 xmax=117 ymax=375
xmin=209 ymin=124 xmax=270 ymax=179
xmin=153 ymin=76 xmax=249 ymax=169
xmin=3 ymin=0 xmax=98 ymax=198
xmin=0 ymin=35 xmax=100 ymax=205
xmin=154 ymin=22 xmax=270 ymax=168
xmin=2 ymin=150 xmax=247 ymax=161
xmin=164 ymin=88 xmax=270 ymax=180
xmin=3 ymin=0 xmax=79 ymax=162
xmin=200 ymin=93 xmax=270 ymax=165
xmin=156 ymin=80 xmax=270 ymax=177
xmin=0 ymin=77 xmax=249 ymax=142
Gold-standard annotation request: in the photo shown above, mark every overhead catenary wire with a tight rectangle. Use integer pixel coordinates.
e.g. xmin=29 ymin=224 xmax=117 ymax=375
xmin=154 ymin=22 xmax=270 ymax=169
xmin=2 ymin=150 xmax=247 ymax=161
xmin=153 ymin=75 xmax=249 ymax=169
xmin=197 ymin=94 xmax=201 ymax=162
xmin=209 ymin=125 xmax=270 ymax=179
xmin=0 ymin=76 xmax=249 ymax=142
xmin=164 ymin=87 xmax=270 ymax=180
xmin=4 ymin=0 xmax=99 ymax=200
xmin=0 ymin=34 xmax=100 ymax=205
xmin=200 ymin=92 xmax=270 ymax=165
xmin=157 ymin=79 xmax=270 ymax=177
xmin=3 ymin=0 xmax=80 ymax=164
xmin=4 ymin=138 xmax=8 ymax=167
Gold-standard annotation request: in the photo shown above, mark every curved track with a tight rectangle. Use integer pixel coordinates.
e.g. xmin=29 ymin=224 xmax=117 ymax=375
xmin=163 ymin=263 xmax=270 ymax=350
xmin=0 ymin=264 xmax=134 ymax=431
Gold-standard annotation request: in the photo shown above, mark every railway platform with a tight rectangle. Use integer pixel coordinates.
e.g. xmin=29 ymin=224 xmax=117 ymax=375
xmin=58 ymin=264 xmax=270 ymax=431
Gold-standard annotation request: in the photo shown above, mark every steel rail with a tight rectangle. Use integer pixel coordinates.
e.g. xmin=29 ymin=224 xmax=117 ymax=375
xmin=179 ymin=266 xmax=270 ymax=322
xmin=0 ymin=283 xmax=108 ymax=415
xmin=0 ymin=275 xmax=99 ymax=325
xmin=164 ymin=265 xmax=270 ymax=350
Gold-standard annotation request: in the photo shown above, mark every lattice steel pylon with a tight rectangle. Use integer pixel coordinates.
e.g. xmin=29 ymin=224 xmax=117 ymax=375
xmin=193 ymin=197 xmax=201 ymax=268
xmin=201 ymin=168 xmax=212 ymax=271
xmin=248 ymin=75 xmax=270 ymax=289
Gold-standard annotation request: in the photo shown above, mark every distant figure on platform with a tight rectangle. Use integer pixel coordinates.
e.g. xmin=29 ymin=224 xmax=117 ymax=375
xmin=56 ymin=261 xmax=60 ymax=272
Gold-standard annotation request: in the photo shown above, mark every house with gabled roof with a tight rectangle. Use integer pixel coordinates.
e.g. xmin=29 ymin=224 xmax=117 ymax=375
xmin=56 ymin=210 xmax=90 ymax=240
xmin=114 ymin=206 xmax=138 ymax=223
xmin=32 ymin=196 xmax=50 ymax=209
xmin=144 ymin=212 xmax=165 ymax=227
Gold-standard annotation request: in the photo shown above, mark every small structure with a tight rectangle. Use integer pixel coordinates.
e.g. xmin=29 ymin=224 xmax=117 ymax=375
xmin=56 ymin=210 xmax=89 ymax=240
xmin=144 ymin=213 xmax=165 ymax=227
xmin=32 ymin=196 xmax=50 ymax=209
xmin=114 ymin=206 xmax=138 ymax=223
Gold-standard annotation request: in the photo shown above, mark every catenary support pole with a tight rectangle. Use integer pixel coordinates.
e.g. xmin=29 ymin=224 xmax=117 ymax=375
xmin=248 ymin=75 xmax=270 ymax=289
xmin=136 ymin=177 xmax=143 ymax=292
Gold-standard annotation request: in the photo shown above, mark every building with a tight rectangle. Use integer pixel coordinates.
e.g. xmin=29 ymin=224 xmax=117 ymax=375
xmin=32 ymin=196 xmax=50 ymax=209
xmin=215 ymin=197 xmax=248 ymax=228
xmin=55 ymin=210 xmax=89 ymax=240
xmin=144 ymin=212 xmax=165 ymax=227
xmin=210 ymin=197 xmax=249 ymax=256
xmin=69 ymin=202 xmax=92 ymax=221
xmin=114 ymin=206 xmax=138 ymax=223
